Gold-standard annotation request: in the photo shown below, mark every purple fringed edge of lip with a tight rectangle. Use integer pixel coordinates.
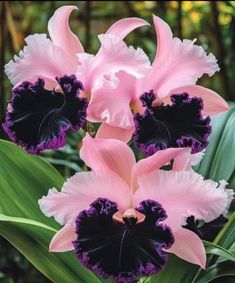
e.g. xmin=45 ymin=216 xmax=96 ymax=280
xmin=73 ymin=198 xmax=174 ymax=283
xmin=133 ymin=91 xmax=212 ymax=156
xmin=2 ymin=75 xmax=88 ymax=154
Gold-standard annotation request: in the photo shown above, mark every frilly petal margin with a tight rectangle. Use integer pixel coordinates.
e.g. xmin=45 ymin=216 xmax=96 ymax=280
xmin=77 ymin=34 xmax=151 ymax=92
xmin=168 ymin=85 xmax=229 ymax=116
xmin=4 ymin=34 xmax=77 ymax=87
xmin=73 ymin=198 xmax=174 ymax=283
xmin=134 ymin=170 xmax=233 ymax=230
xmin=38 ymin=171 xmax=131 ymax=225
xmin=134 ymin=91 xmax=211 ymax=155
xmin=147 ymin=15 xmax=220 ymax=98
xmin=3 ymin=75 xmax=88 ymax=154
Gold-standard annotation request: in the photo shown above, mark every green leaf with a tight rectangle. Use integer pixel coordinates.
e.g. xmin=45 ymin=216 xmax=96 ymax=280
xmin=0 ymin=139 xmax=63 ymax=229
xmin=0 ymin=140 xmax=101 ymax=283
xmin=192 ymin=261 xmax=235 ymax=283
xmin=204 ymin=241 xmax=235 ymax=262
xmin=44 ymin=157 xmax=82 ymax=172
xmin=0 ymin=214 xmax=101 ymax=283
xmin=148 ymin=255 xmax=198 ymax=283
xmin=192 ymin=213 xmax=235 ymax=282
xmin=195 ymin=102 xmax=235 ymax=185
xmin=210 ymin=212 xmax=235 ymax=265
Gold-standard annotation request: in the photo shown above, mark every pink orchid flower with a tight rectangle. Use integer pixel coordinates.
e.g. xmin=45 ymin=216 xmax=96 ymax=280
xmin=5 ymin=6 xmax=150 ymax=90
xmin=88 ymin=16 xmax=228 ymax=146
xmin=3 ymin=6 xmax=151 ymax=153
xmin=39 ymin=134 xmax=232 ymax=282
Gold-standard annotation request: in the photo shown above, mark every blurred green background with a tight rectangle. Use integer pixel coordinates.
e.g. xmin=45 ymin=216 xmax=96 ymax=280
xmin=0 ymin=1 xmax=235 ymax=282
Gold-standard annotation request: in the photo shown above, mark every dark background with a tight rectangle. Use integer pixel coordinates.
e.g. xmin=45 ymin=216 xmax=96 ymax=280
xmin=0 ymin=1 xmax=234 ymax=282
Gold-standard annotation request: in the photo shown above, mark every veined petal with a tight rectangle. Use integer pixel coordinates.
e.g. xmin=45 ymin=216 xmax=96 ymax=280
xmin=80 ymin=134 xmax=136 ymax=185
xmin=87 ymin=72 xmax=136 ymax=129
xmin=131 ymin=147 xmax=188 ymax=191
xmin=77 ymin=34 xmax=151 ymax=92
xmin=38 ymin=171 xmax=131 ymax=225
xmin=96 ymin=123 xmax=134 ymax=143
xmin=49 ymin=223 xmax=76 ymax=252
xmin=106 ymin=17 xmax=150 ymax=39
xmin=134 ymin=170 xmax=232 ymax=230
xmin=167 ymin=228 xmax=206 ymax=268
xmin=143 ymin=15 xmax=219 ymax=98
xmin=168 ymin=85 xmax=229 ymax=115
xmin=5 ymin=34 xmax=77 ymax=86
xmin=48 ymin=5 xmax=84 ymax=56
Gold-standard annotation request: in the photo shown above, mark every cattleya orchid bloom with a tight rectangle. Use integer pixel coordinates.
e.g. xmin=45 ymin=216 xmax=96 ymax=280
xmin=39 ymin=134 xmax=232 ymax=282
xmin=91 ymin=16 xmax=229 ymax=151
xmin=3 ymin=5 xmax=151 ymax=153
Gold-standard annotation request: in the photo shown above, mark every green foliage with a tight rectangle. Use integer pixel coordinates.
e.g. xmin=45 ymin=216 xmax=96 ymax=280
xmin=0 ymin=140 xmax=63 ymax=228
xmin=203 ymin=240 xmax=235 ymax=263
xmin=195 ymin=103 xmax=235 ymax=186
xmin=193 ymin=261 xmax=235 ymax=283
xmin=0 ymin=140 xmax=101 ymax=283
xmin=0 ymin=214 xmax=101 ymax=283
xmin=41 ymin=131 xmax=85 ymax=178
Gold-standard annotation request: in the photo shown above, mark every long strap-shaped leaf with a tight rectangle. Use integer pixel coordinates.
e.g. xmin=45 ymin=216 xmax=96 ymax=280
xmin=0 ymin=140 xmax=102 ymax=283
xmin=204 ymin=240 xmax=235 ymax=262
xmin=191 ymin=213 xmax=235 ymax=282
xmin=192 ymin=261 xmax=235 ymax=283
xmin=196 ymin=102 xmax=235 ymax=183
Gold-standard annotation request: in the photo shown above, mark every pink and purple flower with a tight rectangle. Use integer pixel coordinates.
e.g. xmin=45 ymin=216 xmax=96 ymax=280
xmin=3 ymin=6 xmax=150 ymax=153
xmin=91 ymin=16 xmax=228 ymax=153
xmin=38 ymin=135 xmax=232 ymax=282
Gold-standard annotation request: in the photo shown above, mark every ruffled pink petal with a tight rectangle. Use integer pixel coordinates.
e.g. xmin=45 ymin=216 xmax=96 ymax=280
xmin=80 ymin=134 xmax=135 ymax=185
xmin=168 ymin=85 xmax=229 ymax=115
xmin=87 ymin=71 xmax=136 ymax=129
xmin=39 ymin=171 xmax=131 ymax=225
xmin=49 ymin=223 xmax=76 ymax=252
xmin=87 ymin=88 xmax=133 ymax=128
xmin=96 ymin=123 xmax=134 ymax=143
xmin=77 ymin=34 xmax=151 ymax=92
xmin=106 ymin=17 xmax=150 ymax=39
xmin=167 ymin=228 xmax=206 ymax=268
xmin=131 ymin=148 xmax=188 ymax=191
xmin=134 ymin=170 xmax=232 ymax=229
xmin=5 ymin=34 xmax=77 ymax=86
xmin=140 ymin=15 xmax=219 ymax=98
